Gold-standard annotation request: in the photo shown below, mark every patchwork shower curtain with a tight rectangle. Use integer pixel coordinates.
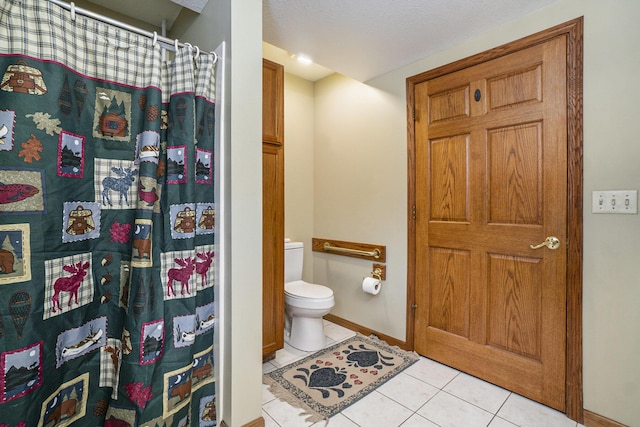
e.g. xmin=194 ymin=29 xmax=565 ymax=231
xmin=0 ymin=1 xmax=217 ymax=425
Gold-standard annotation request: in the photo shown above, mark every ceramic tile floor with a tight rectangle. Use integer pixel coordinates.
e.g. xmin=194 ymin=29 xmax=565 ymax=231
xmin=262 ymin=321 xmax=585 ymax=427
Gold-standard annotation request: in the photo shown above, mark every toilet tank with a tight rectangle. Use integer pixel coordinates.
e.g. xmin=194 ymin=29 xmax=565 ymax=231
xmin=284 ymin=241 xmax=304 ymax=283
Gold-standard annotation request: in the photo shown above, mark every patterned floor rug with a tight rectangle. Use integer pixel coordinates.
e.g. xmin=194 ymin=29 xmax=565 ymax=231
xmin=263 ymin=334 xmax=420 ymax=424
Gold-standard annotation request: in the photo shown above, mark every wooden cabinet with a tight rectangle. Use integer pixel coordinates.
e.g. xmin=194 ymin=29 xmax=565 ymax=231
xmin=262 ymin=59 xmax=284 ymax=144
xmin=262 ymin=59 xmax=284 ymax=360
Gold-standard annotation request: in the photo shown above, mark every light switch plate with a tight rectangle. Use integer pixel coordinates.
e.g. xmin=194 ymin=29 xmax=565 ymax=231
xmin=592 ymin=190 xmax=638 ymax=214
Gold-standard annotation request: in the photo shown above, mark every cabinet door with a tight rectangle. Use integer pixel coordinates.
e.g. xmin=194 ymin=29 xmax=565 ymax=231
xmin=262 ymin=59 xmax=285 ymax=358
xmin=262 ymin=143 xmax=284 ymax=357
xmin=262 ymin=59 xmax=284 ymax=145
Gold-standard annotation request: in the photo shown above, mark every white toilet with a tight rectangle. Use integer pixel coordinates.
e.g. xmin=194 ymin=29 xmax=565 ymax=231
xmin=284 ymin=241 xmax=335 ymax=351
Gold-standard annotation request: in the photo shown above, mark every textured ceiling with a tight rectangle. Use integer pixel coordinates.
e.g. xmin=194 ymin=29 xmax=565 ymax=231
xmin=263 ymin=0 xmax=560 ymax=82
xmin=81 ymin=0 xmax=562 ymax=82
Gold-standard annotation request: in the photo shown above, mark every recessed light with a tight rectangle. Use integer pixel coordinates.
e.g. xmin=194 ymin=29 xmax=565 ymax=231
xmin=296 ymin=55 xmax=312 ymax=65
xmin=289 ymin=53 xmax=313 ymax=65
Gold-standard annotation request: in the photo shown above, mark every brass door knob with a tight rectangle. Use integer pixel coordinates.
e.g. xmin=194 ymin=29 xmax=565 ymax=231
xmin=530 ymin=236 xmax=561 ymax=250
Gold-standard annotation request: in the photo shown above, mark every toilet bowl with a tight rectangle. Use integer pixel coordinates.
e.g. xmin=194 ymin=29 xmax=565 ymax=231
xmin=284 ymin=280 xmax=335 ymax=351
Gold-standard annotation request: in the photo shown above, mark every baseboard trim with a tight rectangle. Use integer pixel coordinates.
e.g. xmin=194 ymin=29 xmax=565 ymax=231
xmin=220 ymin=417 xmax=265 ymax=427
xmin=324 ymin=314 xmax=408 ymax=350
xmin=583 ymin=410 xmax=628 ymax=427
xmin=239 ymin=417 xmax=265 ymax=427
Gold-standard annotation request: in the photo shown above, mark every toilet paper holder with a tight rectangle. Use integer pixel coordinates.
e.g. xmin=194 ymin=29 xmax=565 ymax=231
xmin=370 ymin=265 xmax=385 ymax=281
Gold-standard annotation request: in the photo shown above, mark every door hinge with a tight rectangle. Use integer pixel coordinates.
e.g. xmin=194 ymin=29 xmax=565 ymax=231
xmin=412 ymin=205 xmax=416 ymax=220
xmin=411 ymin=303 xmax=418 ymax=313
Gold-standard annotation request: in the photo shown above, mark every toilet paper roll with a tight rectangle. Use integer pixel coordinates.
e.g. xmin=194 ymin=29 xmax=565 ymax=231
xmin=362 ymin=277 xmax=381 ymax=295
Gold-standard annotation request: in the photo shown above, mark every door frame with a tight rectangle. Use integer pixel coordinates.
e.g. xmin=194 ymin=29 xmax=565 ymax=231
xmin=405 ymin=18 xmax=584 ymax=422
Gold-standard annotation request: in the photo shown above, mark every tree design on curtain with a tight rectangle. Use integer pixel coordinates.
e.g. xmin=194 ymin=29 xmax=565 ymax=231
xmin=0 ymin=1 xmax=217 ymax=425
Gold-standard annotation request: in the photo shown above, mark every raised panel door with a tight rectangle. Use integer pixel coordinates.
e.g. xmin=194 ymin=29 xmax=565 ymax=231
xmin=414 ymin=35 xmax=567 ymax=410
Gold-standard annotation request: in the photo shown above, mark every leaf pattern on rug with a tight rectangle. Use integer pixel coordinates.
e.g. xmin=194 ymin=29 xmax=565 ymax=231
xmin=294 ymin=366 xmax=351 ymax=398
xmin=344 ymin=343 xmax=395 ymax=369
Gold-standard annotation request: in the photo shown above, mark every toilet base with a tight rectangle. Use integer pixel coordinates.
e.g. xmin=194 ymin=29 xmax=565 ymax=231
xmin=287 ymin=316 xmax=326 ymax=352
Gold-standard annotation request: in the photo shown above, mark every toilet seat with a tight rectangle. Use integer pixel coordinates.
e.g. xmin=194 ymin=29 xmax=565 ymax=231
xmin=285 ymin=280 xmax=333 ymax=298
xmin=285 ymin=280 xmax=334 ymax=309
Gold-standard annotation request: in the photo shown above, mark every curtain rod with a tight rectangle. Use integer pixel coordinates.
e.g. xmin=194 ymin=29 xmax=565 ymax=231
xmin=48 ymin=0 xmax=215 ymax=58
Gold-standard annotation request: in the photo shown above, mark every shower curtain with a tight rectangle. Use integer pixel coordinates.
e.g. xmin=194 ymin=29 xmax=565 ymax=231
xmin=0 ymin=1 xmax=217 ymax=425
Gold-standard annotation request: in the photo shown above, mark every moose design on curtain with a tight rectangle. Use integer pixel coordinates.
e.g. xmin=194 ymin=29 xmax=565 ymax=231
xmin=0 ymin=1 xmax=217 ymax=425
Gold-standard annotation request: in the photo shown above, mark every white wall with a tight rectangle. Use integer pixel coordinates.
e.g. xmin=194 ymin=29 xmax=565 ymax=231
xmin=313 ymin=74 xmax=408 ymax=339
xmin=283 ymin=73 xmax=315 ymax=282
xmin=173 ymin=0 xmax=264 ymax=425
xmin=283 ymin=0 xmax=640 ymax=424
xmin=579 ymin=2 xmax=640 ymax=424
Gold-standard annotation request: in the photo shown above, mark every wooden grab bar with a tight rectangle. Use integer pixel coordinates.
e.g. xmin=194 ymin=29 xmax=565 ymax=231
xmin=312 ymin=238 xmax=386 ymax=262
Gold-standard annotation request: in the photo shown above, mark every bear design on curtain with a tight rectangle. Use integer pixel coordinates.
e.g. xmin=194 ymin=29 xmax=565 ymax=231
xmin=0 ymin=1 xmax=217 ymax=425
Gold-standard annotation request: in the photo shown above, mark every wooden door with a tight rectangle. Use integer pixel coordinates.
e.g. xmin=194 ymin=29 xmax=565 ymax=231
xmin=413 ymin=36 xmax=568 ymax=410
